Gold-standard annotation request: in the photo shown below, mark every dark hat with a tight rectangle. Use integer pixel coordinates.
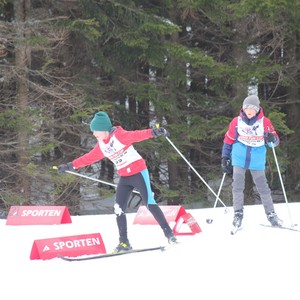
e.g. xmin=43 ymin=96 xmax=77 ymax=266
xmin=242 ymin=95 xmax=260 ymax=113
xmin=90 ymin=112 xmax=112 ymax=132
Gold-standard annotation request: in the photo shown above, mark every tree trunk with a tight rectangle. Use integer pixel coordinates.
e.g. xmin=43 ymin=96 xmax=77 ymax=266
xmin=285 ymin=35 xmax=300 ymax=194
xmin=14 ymin=0 xmax=31 ymax=204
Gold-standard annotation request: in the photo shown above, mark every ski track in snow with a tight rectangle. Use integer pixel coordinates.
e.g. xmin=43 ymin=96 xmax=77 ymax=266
xmin=1 ymin=202 xmax=299 ymax=300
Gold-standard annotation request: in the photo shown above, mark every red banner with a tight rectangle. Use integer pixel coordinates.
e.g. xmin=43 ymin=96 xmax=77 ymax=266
xmin=6 ymin=206 xmax=72 ymax=225
xmin=133 ymin=205 xmax=187 ymax=225
xmin=133 ymin=205 xmax=201 ymax=235
xmin=30 ymin=233 xmax=106 ymax=260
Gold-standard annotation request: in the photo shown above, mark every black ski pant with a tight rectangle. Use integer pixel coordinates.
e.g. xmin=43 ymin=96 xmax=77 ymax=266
xmin=114 ymin=169 xmax=173 ymax=243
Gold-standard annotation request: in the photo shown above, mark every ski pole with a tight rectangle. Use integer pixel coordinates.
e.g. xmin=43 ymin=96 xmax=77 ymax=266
xmin=52 ymin=166 xmax=140 ymax=194
xmin=165 ymin=136 xmax=228 ymax=209
xmin=270 ymin=143 xmax=296 ymax=227
xmin=206 ymin=172 xmax=227 ymax=224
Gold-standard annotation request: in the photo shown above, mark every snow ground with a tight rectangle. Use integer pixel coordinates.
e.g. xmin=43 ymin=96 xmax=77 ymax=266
xmin=1 ymin=202 xmax=299 ymax=300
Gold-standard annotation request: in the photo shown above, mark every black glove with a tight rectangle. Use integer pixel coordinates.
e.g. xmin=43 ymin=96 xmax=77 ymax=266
xmin=57 ymin=162 xmax=74 ymax=174
xmin=265 ymin=132 xmax=277 ymax=143
xmin=152 ymin=127 xmax=169 ymax=138
xmin=221 ymin=157 xmax=233 ymax=174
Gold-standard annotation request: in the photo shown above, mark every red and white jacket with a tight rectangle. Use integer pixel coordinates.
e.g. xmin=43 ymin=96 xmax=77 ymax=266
xmin=72 ymin=126 xmax=154 ymax=176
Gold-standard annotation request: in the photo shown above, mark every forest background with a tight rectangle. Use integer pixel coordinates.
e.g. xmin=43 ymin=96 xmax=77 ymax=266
xmin=0 ymin=0 xmax=299 ymax=216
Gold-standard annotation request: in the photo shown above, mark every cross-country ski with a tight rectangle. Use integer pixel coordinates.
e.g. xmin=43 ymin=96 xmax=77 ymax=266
xmin=260 ymin=224 xmax=300 ymax=232
xmin=58 ymin=246 xmax=166 ymax=261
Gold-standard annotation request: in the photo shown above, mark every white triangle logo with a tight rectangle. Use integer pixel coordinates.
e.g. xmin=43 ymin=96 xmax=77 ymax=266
xmin=43 ymin=245 xmax=50 ymax=252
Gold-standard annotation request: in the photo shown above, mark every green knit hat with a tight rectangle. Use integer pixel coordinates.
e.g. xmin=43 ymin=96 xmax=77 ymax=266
xmin=90 ymin=112 xmax=112 ymax=132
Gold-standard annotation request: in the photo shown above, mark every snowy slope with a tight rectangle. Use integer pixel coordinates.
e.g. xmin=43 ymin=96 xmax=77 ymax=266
xmin=1 ymin=202 xmax=299 ymax=300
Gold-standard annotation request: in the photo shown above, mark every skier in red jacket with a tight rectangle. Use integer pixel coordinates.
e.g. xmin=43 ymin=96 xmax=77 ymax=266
xmin=58 ymin=111 xmax=177 ymax=252
xmin=221 ymin=95 xmax=283 ymax=230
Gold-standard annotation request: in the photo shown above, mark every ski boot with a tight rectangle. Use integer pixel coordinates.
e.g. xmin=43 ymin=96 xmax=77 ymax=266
xmin=113 ymin=240 xmax=132 ymax=253
xmin=231 ymin=210 xmax=243 ymax=235
xmin=267 ymin=211 xmax=283 ymax=227
xmin=233 ymin=210 xmax=243 ymax=227
xmin=163 ymin=227 xmax=178 ymax=245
